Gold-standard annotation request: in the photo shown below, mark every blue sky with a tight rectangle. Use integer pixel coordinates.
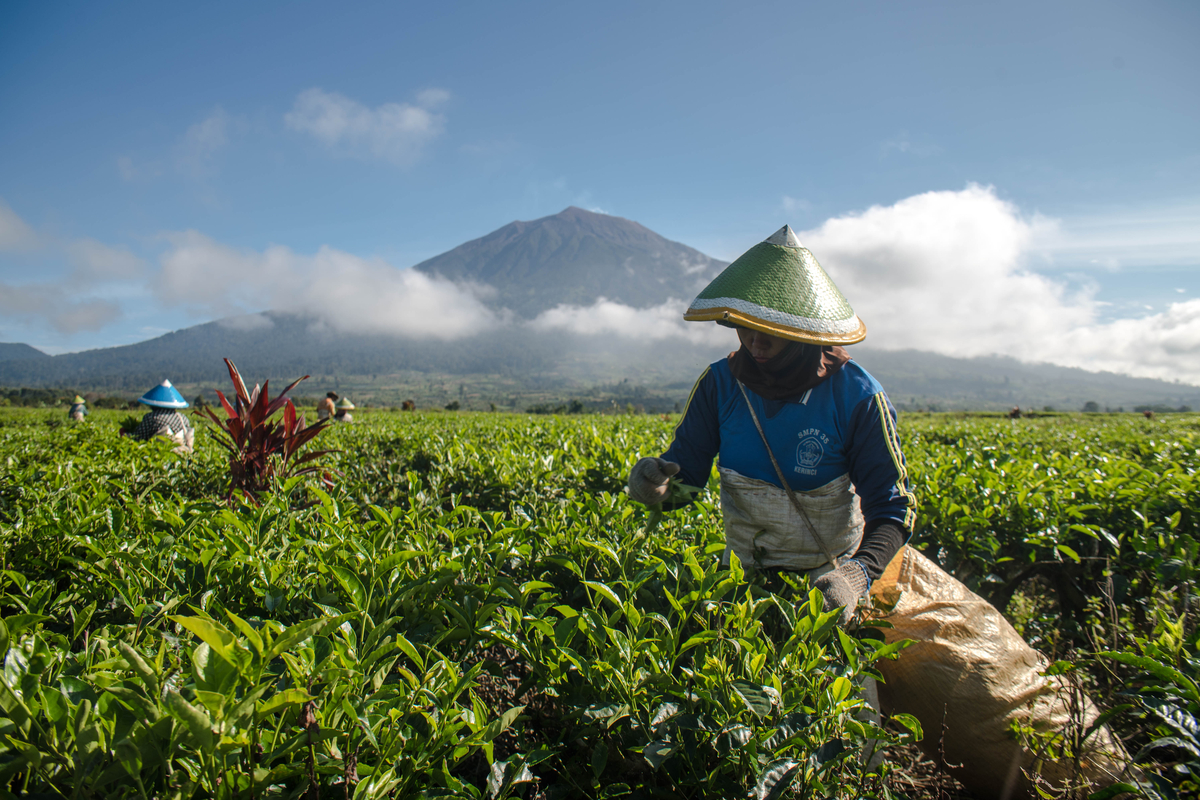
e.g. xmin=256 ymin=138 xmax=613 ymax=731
xmin=1 ymin=1 xmax=1198 ymax=380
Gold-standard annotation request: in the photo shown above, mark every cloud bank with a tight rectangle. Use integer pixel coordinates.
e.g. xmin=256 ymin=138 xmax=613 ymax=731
xmin=801 ymin=185 xmax=1200 ymax=382
xmin=0 ymin=283 xmax=120 ymax=334
xmin=0 ymin=200 xmax=128 ymax=334
xmin=155 ymin=231 xmax=502 ymax=339
xmin=528 ymin=298 xmax=729 ymax=348
xmin=803 ymin=185 xmax=1077 ymax=358
xmin=69 ymin=239 xmax=146 ymax=281
xmin=527 ymin=186 xmax=1200 ymax=383
xmin=0 ymin=200 xmax=37 ymax=251
xmin=285 ymin=88 xmax=448 ymax=165
xmin=4 ymin=186 xmax=1199 ymax=384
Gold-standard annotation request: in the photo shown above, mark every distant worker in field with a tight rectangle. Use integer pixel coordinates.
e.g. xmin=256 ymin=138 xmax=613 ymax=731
xmin=627 ymin=225 xmax=915 ymax=627
xmin=334 ymin=397 xmax=354 ymax=423
xmin=317 ymin=391 xmax=338 ymax=421
xmin=68 ymin=395 xmax=88 ymax=421
xmin=125 ymin=379 xmax=194 ymax=452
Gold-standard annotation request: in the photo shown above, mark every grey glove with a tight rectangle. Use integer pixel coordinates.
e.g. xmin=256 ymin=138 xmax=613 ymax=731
xmin=812 ymin=559 xmax=871 ymax=627
xmin=627 ymin=457 xmax=681 ymax=506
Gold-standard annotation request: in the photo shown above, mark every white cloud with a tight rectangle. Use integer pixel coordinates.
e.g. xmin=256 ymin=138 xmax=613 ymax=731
xmin=68 ymin=238 xmax=146 ymax=281
xmin=1057 ymin=300 xmax=1200 ymax=379
xmin=0 ymin=202 xmax=136 ymax=334
xmin=0 ymin=200 xmax=37 ymax=251
xmin=528 ymin=298 xmax=729 ymax=347
xmin=155 ymin=230 xmax=501 ymax=339
xmin=284 ymin=88 xmax=448 ymax=165
xmin=117 ymin=108 xmax=238 ymax=181
xmin=416 ymin=88 xmax=451 ymax=107
xmin=800 ymin=185 xmax=1200 ymax=383
xmin=177 ymin=107 xmax=232 ymax=176
xmin=218 ymin=313 xmax=275 ymax=332
xmin=0 ymin=283 xmax=121 ymax=333
xmin=1031 ymin=201 xmax=1200 ymax=270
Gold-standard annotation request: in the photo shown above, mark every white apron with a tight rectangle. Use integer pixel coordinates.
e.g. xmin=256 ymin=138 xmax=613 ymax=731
xmin=718 ymin=467 xmax=864 ymax=575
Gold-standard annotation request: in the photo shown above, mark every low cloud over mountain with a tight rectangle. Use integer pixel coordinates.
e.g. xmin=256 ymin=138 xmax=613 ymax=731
xmin=4 ymin=197 xmax=1200 ymax=392
xmin=155 ymin=230 xmax=503 ymax=340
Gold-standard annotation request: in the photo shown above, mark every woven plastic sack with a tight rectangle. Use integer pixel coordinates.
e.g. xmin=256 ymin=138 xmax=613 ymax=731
xmin=869 ymin=546 xmax=1131 ymax=799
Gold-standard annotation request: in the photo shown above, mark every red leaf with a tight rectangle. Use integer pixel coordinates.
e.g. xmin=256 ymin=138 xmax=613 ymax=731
xmin=214 ymin=390 xmax=237 ymax=420
xmin=214 ymin=358 xmax=330 ymax=502
xmin=224 ymin=358 xmax=250 ymax=405
xmin=254 ymin=380 xmax=271 ymax=419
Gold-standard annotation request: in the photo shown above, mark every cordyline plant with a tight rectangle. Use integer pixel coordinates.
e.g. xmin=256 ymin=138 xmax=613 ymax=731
xmin=201 ymin=357 xmax=333 ymax=501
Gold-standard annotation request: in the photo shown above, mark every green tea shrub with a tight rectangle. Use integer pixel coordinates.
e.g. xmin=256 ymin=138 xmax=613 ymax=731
xmin=0 ymin=409 xmax=1194 ymax=797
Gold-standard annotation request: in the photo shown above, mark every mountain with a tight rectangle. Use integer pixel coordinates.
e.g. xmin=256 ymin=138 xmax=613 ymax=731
xmin=2 ymin=317 xmax=1197 ymax=413
xmin=0 ymin=343 xmax=49 ymax=362
xmin=0 ymin=313 xmax=563 ymax=392
xmin=850 ymin=348 xmax=1200 ymax=412
xmin=412 ymin=206 xmax=727 ymax=316
xmin=1 ymin=207 xmax=1198 ymax=412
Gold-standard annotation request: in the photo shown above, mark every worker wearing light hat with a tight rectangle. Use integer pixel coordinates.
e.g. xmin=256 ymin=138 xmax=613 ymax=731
xmin=68 ymin=395 xmax=88 ymax=422
xmin=333 ymin=397 xmax=355 ymax=423
xmin=128 ymin=379 xmax=194 ymax=449
xmin=627 ymin=225 xmax=915 ymax=626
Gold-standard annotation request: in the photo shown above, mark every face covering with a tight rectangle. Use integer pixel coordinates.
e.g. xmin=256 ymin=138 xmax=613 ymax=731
xmin=728 ymin=340 xmax=851 ymax=401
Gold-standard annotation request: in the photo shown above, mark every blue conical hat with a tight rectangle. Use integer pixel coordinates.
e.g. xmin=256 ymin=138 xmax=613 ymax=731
xmin=139 ymin=379 xmax=189 ymax=409
xmin=684 ymin=225 xmax=866 ymax=345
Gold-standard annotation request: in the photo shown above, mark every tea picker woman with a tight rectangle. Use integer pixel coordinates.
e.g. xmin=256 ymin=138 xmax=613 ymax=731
xmin=333 ymin=397 xmax=354 ymax=423
xmin=125 ymin=379 xmax=195 ymax=451
xmin=68 ymin=395 xmax=88 ymax=421
xmin=317 ymin=391 xmax=338 ymax=421
xmin=627 ymin=225 xmax=915 ymax=625
xmin=627 ymin=228 xmax=1137 ymax=798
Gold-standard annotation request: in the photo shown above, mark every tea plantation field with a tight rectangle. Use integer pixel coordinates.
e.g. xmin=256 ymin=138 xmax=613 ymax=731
xmin=0 ymin=407 xmax=1196 ymax=798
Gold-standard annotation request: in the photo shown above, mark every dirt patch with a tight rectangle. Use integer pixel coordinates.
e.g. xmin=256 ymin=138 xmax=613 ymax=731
xmin=886 ymin=743 xmax=978 ymax=799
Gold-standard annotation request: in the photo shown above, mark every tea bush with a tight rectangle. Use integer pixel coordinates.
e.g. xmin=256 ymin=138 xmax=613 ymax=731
xmin=0 ymin=408 xmax=1195 ymax=798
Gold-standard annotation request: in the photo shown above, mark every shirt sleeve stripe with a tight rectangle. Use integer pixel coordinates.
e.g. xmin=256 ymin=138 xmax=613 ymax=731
xmin=873 ymin=391 xmax=917 ymax=529
xmin=673 ymin=365 xmax=711 ymax=439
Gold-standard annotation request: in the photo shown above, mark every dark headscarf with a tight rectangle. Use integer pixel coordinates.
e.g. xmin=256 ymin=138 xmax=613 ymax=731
xmin=728 ymin=340 xmax=851 ymax=402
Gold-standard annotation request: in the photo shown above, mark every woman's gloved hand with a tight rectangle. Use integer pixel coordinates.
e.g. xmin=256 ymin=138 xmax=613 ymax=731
xmin=812 ymin=559 xmax=870 ymax=626
xmin=627 ymin=457 xmax=681 ymax=506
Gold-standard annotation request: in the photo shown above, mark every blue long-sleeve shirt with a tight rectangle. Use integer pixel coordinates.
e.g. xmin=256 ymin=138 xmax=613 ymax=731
xmin=662 ymin=357 xmax=916 ymax=535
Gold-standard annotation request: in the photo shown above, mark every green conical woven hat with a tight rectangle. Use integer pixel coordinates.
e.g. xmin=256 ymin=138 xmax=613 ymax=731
xmin=335 ymin=398 xmax=355 ymax=410
xmin=684 ymin=225 xmax=866 ymax=345
xmin=73 ymin=396 xmax=86 ymax=404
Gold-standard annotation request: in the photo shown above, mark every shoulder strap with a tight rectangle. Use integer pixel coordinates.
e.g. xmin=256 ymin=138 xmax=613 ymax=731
xmin=736 ymin=381 xmax=840 ymax=569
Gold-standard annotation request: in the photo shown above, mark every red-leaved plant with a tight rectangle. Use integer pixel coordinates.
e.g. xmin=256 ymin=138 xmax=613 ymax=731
xmin=201 ymin=358 xmax=333 ymax=502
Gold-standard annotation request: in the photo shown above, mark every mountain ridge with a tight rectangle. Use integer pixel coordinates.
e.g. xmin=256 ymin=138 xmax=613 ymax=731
xmin=0 ymin=315 xmax=1196 ymax=413
xmin=0 ymin=343 xmax=49 ymax=362
xmin=412 ymin=206 xmax=727 ymax=316
xmin=0 ymin=208 xmax=1195 ymax=411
